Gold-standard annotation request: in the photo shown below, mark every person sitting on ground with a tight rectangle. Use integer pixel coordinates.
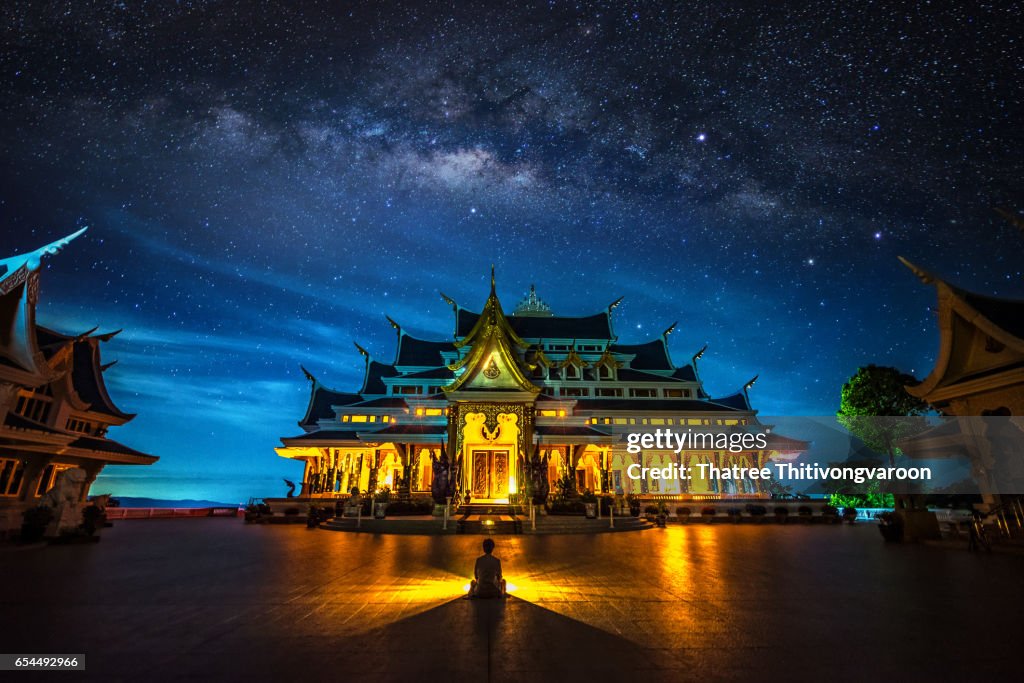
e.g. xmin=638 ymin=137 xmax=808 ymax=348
xmin=468 ymin=538 xmax=507 ymax=598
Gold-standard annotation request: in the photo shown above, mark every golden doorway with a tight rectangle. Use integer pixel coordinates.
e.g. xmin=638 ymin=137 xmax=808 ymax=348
xmin=470 ymin=450 xmax=509 ymax=500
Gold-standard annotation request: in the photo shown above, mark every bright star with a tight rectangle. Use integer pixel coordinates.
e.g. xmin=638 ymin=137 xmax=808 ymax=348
xmin=696 ymin=133 xmax=706 ymax=142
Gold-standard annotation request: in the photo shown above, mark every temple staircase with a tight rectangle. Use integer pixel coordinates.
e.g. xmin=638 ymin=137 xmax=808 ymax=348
xmin=456 ymin=503 xmax=523 ymax=535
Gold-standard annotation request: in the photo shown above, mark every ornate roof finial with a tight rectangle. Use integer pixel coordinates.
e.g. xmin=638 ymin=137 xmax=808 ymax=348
xmin=662 ymin=321 xmax=678 ymax=338
xmin=0 ymin=226 xmax=88 ymax=276
xmin=100 ymin=360 xmax=119 ymax=372
xmin=514 ymin=283 xmax=553 ymax=317
xmin=95 ymin=328 xmax=123 ymax=342
xmin=440 ymin=291 xmax=456 ymax=307
xmin=300 ymin=365 xmax=317 ymax=384
xmin=897 ymin=256 xmax=936 ymax=285
xmin=353 ymin=342 xmax=370 ymax=358
xmin=607 ymin=296 xmax=624 ymax=313
xmin=385 ymin=315 xmax=401 ymax=332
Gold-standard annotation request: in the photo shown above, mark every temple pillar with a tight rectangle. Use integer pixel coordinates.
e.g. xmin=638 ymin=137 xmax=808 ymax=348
xmin=397 ymin=444 xmax=412 ymax=501
xmin=598 ymin=447 xmax=610 ymax=494
xmin=367 ymin=449 xmax=380 ymax=494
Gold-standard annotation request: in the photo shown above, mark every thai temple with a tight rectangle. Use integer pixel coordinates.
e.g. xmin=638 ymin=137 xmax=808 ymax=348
xmin=0 ymin=230 xmax=156 ymax=536
xmin=898 ymin=257 xmax=1024 ymax=503
xmin=276 ymin=271 xmax=806 ymax=504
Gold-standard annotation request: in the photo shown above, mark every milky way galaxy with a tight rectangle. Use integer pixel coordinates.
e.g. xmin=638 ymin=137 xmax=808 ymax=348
xmin=1 ymin=1 xmax=1021 ymax=500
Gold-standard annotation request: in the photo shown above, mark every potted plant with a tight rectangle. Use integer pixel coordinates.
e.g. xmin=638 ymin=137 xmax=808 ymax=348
xmin=774 ymin=506 xmax=789 ymax=524
xmin=374 ymin=487 xmax=391 ymax=519
xmin=626 ymin=493 xmax=640 ymax=517
xmin=842 ymin=506 xmax=858 ymax=524
xmin=676 ymin=506 xmax=691 ymax=523
xmin=655 ymin=502 xmax=669 ymax=527
xmin=581 ymin=490 xmax=598 ymax=519
xmin=701 ymin=505 xmax=717 ymax=523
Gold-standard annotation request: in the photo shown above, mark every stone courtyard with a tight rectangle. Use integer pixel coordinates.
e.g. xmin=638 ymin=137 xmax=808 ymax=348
xmin=1 ymin=520 xmax=1020 ymax=681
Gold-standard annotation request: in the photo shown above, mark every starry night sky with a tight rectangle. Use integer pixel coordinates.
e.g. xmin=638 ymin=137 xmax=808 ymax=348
xmin=2 ymin=1 xmax=1021 ymax=501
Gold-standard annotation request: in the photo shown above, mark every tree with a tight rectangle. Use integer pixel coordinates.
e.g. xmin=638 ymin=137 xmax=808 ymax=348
xmin=837 ymin=365 xmax=928 ymax=467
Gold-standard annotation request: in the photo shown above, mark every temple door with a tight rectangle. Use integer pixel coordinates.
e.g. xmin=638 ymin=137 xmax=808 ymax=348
xmin=470 ymin=450 xmax=509 ymax=499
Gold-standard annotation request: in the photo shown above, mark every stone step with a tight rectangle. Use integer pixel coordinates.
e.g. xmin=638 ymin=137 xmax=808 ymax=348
xmin=458 ymin=503 xmax=521 ymax=517
xmin=320 ymin=518 xmax=456 ymax=535
xmin=527 ymin=515 xmax=653 ymax=534
xmin=457 ymin=517 xmax=523 ymax=535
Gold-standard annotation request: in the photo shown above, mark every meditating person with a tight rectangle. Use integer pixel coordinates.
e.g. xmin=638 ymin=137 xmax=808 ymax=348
xmin=468 ymin=538 xmax=507 ymax=598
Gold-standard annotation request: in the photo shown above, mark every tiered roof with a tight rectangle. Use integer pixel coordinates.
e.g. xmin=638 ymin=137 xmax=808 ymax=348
xmin=295 ymin=273 xmax=763 ymax=429
xmin=0 ymin=229 xmax=156 ymax=465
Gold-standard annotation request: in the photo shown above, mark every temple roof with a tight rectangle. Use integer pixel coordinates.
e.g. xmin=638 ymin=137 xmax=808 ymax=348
xmin=957 ymin=290 xmax=1024 ymax=341
xmin=456 ymin=309 xmax=613 ymax=340
xmin=361 ymin=361 xmax=399 ymax=394
xmin=513 ymin=284 xmax=554 ymax=317
xmin=69 ymin=435 xmax=157 ymax=461
xmin=70 ymin=338 xmax=133 ymax=420
xmin=616 ymin=368 xmax=687 ymax=383
xmin=394 ymin=334 xmax=455 ymax=367
xmin=709 ymin=392 xmax=752 ymax=410
xmin=899 ymin=257 xmax=1024 ymax=402
xmin=300 ymin=385 xmax=363 ymax=428
xmin=400 ymin=366 xmax=456 ymax=380
xmin=0 ymin=229 xmax=88 ymax=378
xmin=283 ymin=429 xmax=362 ymax=444
xmin=610 ymin=339 xmax=673 ymax=370
xmin=672 ymin=365 xmax=698 ymax=382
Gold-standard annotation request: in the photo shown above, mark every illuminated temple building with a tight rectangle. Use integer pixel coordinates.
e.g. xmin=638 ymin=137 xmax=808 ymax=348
xmin=0 ymin=230 xmax=156 ymax=536
xmin=277 ymin=273 xmax=805 ymax=503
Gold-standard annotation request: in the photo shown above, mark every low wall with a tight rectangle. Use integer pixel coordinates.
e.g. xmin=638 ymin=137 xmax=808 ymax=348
xmin=105 ymin=507 xmax=241 ymax=520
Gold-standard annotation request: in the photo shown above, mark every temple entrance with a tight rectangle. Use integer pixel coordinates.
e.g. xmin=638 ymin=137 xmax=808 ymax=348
xmin=470 ymin=449 xmax=509 ymax=501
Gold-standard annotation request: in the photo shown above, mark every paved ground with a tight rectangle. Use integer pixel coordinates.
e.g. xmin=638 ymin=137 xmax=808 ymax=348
xmin=1 ymin=520 xmax=1021 ymax=682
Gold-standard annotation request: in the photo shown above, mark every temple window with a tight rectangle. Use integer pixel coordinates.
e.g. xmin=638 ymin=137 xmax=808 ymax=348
xmin=65 ymin=418 xmax=95 ymax=435
xmin=394 ymin=385 xmax=423 ymax=395
xmin=562 ymin=387 xmax=589 ymax=397
xmin=598 ymin=365 xmax=614 ymax=380
xmin=596 ymin=388 xmax=623 ymax=397
xmin=15 ymin=393 xmax=52 ymax=423
xmin=34 ymin=463 xmax=73 ymax=496
xmin=0 ymin=458 xmax=25 ymax=496
xmin=565 ymin=365 xmax=579 ymax=380
xmin=629 ymin=388 xmax=657 ymax=398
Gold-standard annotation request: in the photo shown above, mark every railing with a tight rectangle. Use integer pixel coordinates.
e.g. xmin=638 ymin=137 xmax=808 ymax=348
xmin=105 ymin=507 xmax=241 ymax=519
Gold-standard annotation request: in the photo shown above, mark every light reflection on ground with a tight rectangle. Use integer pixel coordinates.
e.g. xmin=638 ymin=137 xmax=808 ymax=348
xmin=1 ymin=520 xmax=1022 ymax=680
